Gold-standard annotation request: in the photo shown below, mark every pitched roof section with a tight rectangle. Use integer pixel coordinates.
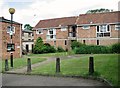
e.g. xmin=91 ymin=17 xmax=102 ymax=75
xmin=34 ymin=11 xmax=120 ymax=29
xmin=35 ymin=16 xmax=78 ymax=28
xmin=77 ymin=11 xmax=120 ymax=25
xmin=0 ymin=17 xmax=22 ymax=25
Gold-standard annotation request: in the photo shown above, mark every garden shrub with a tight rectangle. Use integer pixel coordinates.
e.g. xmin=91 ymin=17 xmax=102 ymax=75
xmin=71 ymin=41 xmax=85 ymax=49
xmin=33 ymin=37 xmax=56 ymax=54
xmin=57 ymin=46 xmax=65 ymax=52
xmin=111 ymin=43 xmax=120 ymax=53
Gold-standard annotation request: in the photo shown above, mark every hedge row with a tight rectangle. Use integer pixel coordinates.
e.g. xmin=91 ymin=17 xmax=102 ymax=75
xmin=74 ymin=45 xmax=111 ymax=54
xmin=72 ymin=41 xmax=120 ymax=54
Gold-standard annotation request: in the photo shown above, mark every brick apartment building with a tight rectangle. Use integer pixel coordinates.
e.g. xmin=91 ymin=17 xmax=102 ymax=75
xmin=0 ymin=17 xmax=22 ymax=59
xmin=33 ymin=11 xmax=120 ymax=50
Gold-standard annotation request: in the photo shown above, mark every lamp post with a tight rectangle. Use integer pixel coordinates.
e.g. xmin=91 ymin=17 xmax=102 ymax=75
xmin=9 ymin=8 xmax=15 ymax=68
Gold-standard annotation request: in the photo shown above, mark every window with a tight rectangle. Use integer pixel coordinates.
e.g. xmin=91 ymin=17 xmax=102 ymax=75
xmin=96 ymin=25 xmax=110 ymax=37
xmin=65 ymin=40 xmax=67 ymax=45
xmin=54 ymin=41 xmax=56 ymax=46
xmin=82 ymin=25 xmax=90 ymax=30
xmin=83 ymin=40 xmax=85 ymax=44
xmin=36 ymin=29 xmax=43 ymax=34
xmin=61 ymin=27 xmax=67 ymax=31
xmin=47 ymin=28 xmax=56 ymax=39
xmin=7 ymin=26 xmax=15 ymax=34
xmin=115 ymin=24 xmax=120 ymax=30
xmin=7 ymin=43 xmax=15 ymax=52
xmin=28 ymin=33 xmax=31 ymax=37
xmin=97 ymin=40 xmax=99 ymax=45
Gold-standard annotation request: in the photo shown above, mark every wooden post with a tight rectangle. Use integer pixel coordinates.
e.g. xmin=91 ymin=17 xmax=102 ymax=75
xmin=89 ymin=56 xmax=94 ymax=75
xmin=27 ymin=58 xmax=31 ymax=72
xmin=5 ymin=59 xmax=9 ymax=71
xmin=10 ymin=53 xmax=13 ymax=68
xmin=56 ymin=58 xmax=60 ymax=73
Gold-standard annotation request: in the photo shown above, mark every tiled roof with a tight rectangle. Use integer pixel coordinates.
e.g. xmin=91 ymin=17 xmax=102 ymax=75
xmin=0 ymin=17 xmax=22 ymax=25
xmin=35 ymin=16 xmax=78 ymax=28
xmin=34 ymin=11 xmax=120 ymax=29
xmin=77 ymin=11 xmax=120 ymax=25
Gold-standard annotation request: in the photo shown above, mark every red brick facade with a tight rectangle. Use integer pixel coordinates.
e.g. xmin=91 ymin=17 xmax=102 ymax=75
xmin=33 ymin=11 xmax=120 ymax=50
xmin=0 ymin=17 xmax=22 ymax=59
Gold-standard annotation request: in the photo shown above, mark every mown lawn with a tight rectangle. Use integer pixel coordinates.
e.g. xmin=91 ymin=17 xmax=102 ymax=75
xmin=31 ymin=54 xmax=119 ymax=86
xmin=27 ymin=52 xmax=68 ymax=57
xmin=2 ymin=57 xmax=46 ymax=72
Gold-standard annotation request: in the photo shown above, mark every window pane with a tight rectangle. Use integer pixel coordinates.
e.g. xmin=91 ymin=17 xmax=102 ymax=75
xmin=97 ymin=26 xmax=99 ymax=32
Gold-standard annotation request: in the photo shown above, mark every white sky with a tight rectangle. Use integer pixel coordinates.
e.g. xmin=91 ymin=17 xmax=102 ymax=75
xmin=0 ymin=0 xmax=120 ymax=27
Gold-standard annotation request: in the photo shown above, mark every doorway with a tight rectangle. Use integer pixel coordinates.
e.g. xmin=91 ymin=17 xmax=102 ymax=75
xmin=26 ymin=44 xmax=29 ymax=52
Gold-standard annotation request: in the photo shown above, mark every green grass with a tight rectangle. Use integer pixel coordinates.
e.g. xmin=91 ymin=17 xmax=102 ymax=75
xmin=31 ymin=54 xmax=119 ymax=86
xmin=2 ymin=57 xmax=46 ymax=72
xmin=28 ymin=52 xmax=68 ymax=57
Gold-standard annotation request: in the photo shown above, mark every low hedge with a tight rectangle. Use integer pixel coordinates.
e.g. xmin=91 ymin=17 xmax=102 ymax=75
xmin=111 ymin=43 xmax=120 ymax=53
xmin=74 ymin=45 xmax=111 ymax=54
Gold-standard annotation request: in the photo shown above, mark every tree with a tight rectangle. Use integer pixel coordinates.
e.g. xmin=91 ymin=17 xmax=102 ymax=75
xmin=33 ymin=37 xmax=44 ymax=54
xmin=24 ymin=24 xmax=33 ymax=30
xmin=86 ymin=8 xmax=112 ymax=14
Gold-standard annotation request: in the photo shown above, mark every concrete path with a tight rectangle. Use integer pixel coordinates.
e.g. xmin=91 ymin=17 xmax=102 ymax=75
xmin=2 ymin=74 xmax=109 ymax=86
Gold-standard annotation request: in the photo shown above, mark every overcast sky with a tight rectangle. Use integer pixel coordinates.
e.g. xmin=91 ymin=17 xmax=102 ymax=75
xmin=0 ymin=0 xmax=119 ymax=27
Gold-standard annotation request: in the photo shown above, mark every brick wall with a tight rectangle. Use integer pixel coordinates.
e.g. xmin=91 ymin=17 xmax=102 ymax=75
xmin=1 ymin=22 xmax=22 ymax=59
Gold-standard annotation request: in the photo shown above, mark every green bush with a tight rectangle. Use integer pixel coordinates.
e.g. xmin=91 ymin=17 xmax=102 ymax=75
xmin=74 ymin=45 xmax=111 ymax=54
xmin=57 ymin=47 xmax=65 ymax=52
xmin=41 ymin=45 xmax=56 ymax=53
xmin=33 ymin=37 xmax=56 ymax=54
xmin=111 ymin=43 xmax=120 ymax=53
xmin=71 ymin=41 xmax=85 ymax=49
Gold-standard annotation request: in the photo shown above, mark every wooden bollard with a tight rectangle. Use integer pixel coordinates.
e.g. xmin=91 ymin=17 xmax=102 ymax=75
xmin=89 ymin=56 xmax=94 ymax=75
xmin=56 ymin=58 xmax=60 ymax=73
xmin=10 ymin=53 xmax=13 ymax=68
xmin=27 ymin=58 xmax=31 ymax=72
xmin=5 ymin=59 xmax=9 ymax=71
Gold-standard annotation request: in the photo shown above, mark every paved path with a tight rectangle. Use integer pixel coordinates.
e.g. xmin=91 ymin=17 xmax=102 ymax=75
xmin=2 ymin=74 xmax=109 ymax=86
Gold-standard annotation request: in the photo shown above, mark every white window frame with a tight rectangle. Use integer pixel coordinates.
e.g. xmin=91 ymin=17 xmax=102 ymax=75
xmin=96 ymin=24 xmax=110 ymax=37
xmin=82 ymin=25 xmax=90 ymax=30
xmin=7 ymin=26 xmax=15 ymax=34
xmin=61 ymin=26 xmax=67 ymax=31
xmin=115 ymin=24 xmax=120 ymax=30
xmin=47 ymin=28 xmax=56 ymax=39
xmin=36 ymin=28 xmax=43 ymax=34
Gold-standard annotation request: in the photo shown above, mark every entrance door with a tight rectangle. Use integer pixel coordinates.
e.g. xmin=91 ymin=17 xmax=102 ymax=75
xmin=26 ymin=44 xmax=29 ymax=52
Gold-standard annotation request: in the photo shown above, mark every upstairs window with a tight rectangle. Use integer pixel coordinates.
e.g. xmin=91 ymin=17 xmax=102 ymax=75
xmin=36 ymin=28 xmax=43 ymax=34
xmin=61 ymin=27 xmax=67 ymax=31
xmin=82 ymin=25 xmax=90 ymax=30
xmin=47 ymin=28 xmax=56 ymax=39
xmin=7 ymin=26 xmax=15 ymax=34
xmin=96 ymin=25 xmax=110 ymax=37
xmin=115 ymin=24 xmax=120 ymax=30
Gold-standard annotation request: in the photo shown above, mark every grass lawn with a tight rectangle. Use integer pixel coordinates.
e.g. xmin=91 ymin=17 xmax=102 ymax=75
xmin=1 ymin=57 xmax=46 ymax=72
xmin=31 ymin=54 xmax=119 ymax=86
xmin=27 ymin=52 xmax=68 ymax=57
